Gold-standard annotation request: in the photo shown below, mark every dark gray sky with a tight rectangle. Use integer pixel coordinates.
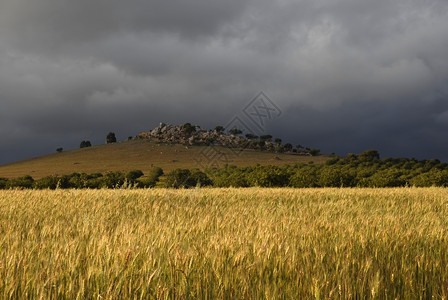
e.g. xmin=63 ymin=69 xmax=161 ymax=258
xmin=1 ymin=0 xmax=448 ymax=165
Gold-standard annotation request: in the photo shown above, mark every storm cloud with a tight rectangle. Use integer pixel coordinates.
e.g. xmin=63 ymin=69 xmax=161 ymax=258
xmin=1 ymin=0 xmax=448 ymax=164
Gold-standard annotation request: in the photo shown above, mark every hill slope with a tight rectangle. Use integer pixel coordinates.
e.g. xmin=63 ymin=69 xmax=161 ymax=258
xmin=0 ymin=140 xmax=330 ymax=179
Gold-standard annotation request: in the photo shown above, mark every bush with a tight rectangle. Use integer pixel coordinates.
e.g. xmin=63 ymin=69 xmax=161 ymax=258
xmin=101 ymin=172 xmax=125 ymax=188
xmin=106 ymin=132 xmax=117 ymax=144
xmin=137 ymin=167 xmax=164 ymax=188
xmin=80 ymin=141 xmax=92 ymax=148
xmin=359 ymin=149 xmax=380 ymax=162
xmin=84 ymin=173 xmax=104 ymax=189
xmin=165 ymin=169 xmax=193 ymax=188
xmin=34 ymin=176 xmax=60 ymax=189
xmin=318 ymin=167 xmax=354 ymax=187
xmin=289 ymin=166 xmax=320 ymax=188
xmin=0 ymin=178 xmax=8 ymax=189
xmin=283 ymin=143 xmax=293 ymax=152
xmin=409 ymin=170 xmax=448 ymax=187
xmin=214 ymin=126 xmax=225 ymax=133
xmin=365 ymin=170 xmax=406 ymax=187
xmin=136 ymin=177 xmax=158 ymax=188
xmin=164 ymin=168 xmax=210 ymax=188
xmin=246 ymin=166 xmax=289 ymax=187
xmin=6 ymin=175 xmax=34 ymax=189
xmin=182 ymin=123 xmax=196 ymax=135
xmin=126 ymin=170 xmax=144 ymax=182
xmin=309 ymin=148 xmax=321 ymax=156
xmin=190 ymin=169 xmax=213 ymax=187
xmin=229 ymin=128 xmax=243 ymax=135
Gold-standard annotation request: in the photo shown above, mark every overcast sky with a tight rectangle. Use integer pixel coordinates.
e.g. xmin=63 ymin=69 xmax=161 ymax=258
xmin=1 ymin=0 xmax=448 ymax=165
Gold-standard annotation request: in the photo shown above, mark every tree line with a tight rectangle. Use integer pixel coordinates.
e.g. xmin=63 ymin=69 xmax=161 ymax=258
xmin=1 ymin=150 xmax=447 ymax=189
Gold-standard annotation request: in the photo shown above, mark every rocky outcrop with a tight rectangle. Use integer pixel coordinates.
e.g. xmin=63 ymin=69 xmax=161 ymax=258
xmin=136 ymin=123 xmax=310 ymax=155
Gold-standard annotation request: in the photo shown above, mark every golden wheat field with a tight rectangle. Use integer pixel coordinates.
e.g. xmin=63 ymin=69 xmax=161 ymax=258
xmin=1 ymin=188 xmax=448 ymax=299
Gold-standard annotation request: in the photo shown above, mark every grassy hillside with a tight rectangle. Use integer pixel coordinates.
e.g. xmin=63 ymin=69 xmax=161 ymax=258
xmin=0 ymin=140 xmax=329 ymax=179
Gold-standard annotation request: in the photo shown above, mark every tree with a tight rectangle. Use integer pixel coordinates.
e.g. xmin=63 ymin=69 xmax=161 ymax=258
xmin=274 ymin=138 xmax=282 ymax=145
xmin=6 ymin=175 xmax=34 ymax=189
xmin=106 ymin=132 xmax=117 ymax=144
xmin=80 ymin=140 xmax=92 ymax=148
xmin=125 ymin=170 xmax=144 ymax=182
xmin=283 ymin=143 xmax=293 ymax=152
xmin=359 ymin=149 xmax=380 ymax=162
xmin=0 ymin=178 xmax=8 ymax=189
xmin=214 ymin=126 xmax=225 ymax=134
xmin=229 ymin=128 xmax=243 ymax=135
xmin=165 ymin=169 xmax=193 ymax=188
xmin=309 ymin=148 xmax=320 ymax=156
xmin=137 ymin=167 xmax=164 ymax=188
xmin=245 ymin=133 xmax=258 ymax=140
xmin=259 ymin=135 xmax=272 ymax=142
xmin=56 ymin=147 xmax=63 ymax=153
xmin=182 ymin=123 xmax=196 ymax=134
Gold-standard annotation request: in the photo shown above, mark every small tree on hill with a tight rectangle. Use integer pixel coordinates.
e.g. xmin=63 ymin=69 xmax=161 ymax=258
xmin=245 ymin=133 xmax=258 ymax=140
xmin=80 ymin=140 xmax=92 ymax=148
xmin=106 ymin=132 xmax=117 ymax=144
xmin=56 ymin=147 xmax=63 ymax=153
xmin=309 ymin=148 xmax=321 ymax=156
xmin=214 ymin=126 xmax=225 ymax=134
xmin=260 ymin=135 xmax=272 ymax=142
xmin=359 ymin=149 xmax=380 ymax=162
xmin=229 ymin=128 xmax=243 ymax=135
xmin=182 ymin=123 xmax=196 ymax=134
xmin=283 ymin=143 xmax=293 ymax=152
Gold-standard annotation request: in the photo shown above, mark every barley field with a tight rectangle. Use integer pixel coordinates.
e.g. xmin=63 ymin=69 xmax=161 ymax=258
xmin=1 ymin=188 xmax=447 ymax=299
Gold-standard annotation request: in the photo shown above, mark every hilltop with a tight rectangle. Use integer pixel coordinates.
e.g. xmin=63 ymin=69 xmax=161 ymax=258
xmin=136 ymin=123 xmax=317 ymax=155
xmin=0 ymin=123 xmax=328 ymax=179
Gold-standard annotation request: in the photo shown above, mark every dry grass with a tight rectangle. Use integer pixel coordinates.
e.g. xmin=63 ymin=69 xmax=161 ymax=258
xmin=0 ymin=140 xmax=329 ymax=179
xmin=1 ymin=188 xmax=448 ymax=298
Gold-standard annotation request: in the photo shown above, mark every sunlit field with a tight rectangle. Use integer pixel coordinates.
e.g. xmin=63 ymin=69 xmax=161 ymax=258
xmin=1 ymin=188 xmax=447 ymax=298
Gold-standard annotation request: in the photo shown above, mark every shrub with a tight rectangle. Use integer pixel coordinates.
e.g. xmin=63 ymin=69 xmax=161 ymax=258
xmin=246 ymin=166 xmax=289 ymax=187
xmin=101 ymin=172 xmax=125 ymax=188
xmin=318 ymin=167 xmax=354 ymax=187
xmin=214 ymin=126 xmax=225 ymax=133
xmin=309 ymin=148 xmax=321 ymax=156
xmin=259 ymin=135 xmax=272 ymax=142
xmin=85 ymin=173 xmax=104 ymax=189
xmin=165 ymin=169 xmax=193 ymax=188
xmin=126 ymin=170 xmax=144 ymax=182
xmin=190 ymin=169 xmax=213 ymax=187
xmin=0 ymin=178 xmax=7 ymax=189
xmin=6 ymin=175 xmax=35 ymax=189
xmin=80 ymin=141 xmax=92 ymax=148
xmin=289 ymin=166 xmax=320 ymax=188
xmin=164 ymin=169 xmax=210 ymax=188
xmin=283 ymin=143 xmax=293 ymax=152
xmin=365 ymin=170 xmax=406 ymax=187
xmin=229 ymin=128 xmax=243 ymax=135
xmin=409 ymin=170 xmax=448 ymax=187
xmin=106 ymin=132 xmax=117 ymax=144
xmin=34 ymin=176 xmax=60 ymax=189
xmin=182 ymin=123 xmax=196 ymax=135
xmin=359 ymin=149 xmax=380 ymax=162
xmin=136 ymin=166 xmax=163 ymax=188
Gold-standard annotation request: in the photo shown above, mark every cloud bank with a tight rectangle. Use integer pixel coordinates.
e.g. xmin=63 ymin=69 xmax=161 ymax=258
xmin=1 ymin=0 xmax=448 ymax=164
